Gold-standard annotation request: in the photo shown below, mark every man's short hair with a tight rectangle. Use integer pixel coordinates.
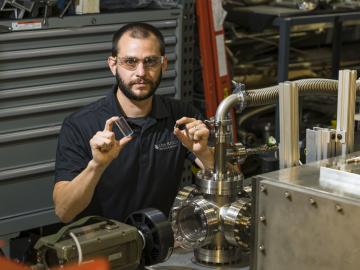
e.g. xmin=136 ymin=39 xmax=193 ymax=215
xmin=112 ymin=22 xmax=165 ymax=57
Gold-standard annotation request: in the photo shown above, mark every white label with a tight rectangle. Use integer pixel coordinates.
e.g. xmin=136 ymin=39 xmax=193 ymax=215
xmin=215 ymin=34 xmax=228 ymax=77
xmin=12 ymin=20 xmax=42 ymax=31
xmin=211 ymin=0 xmax=227 ymax=32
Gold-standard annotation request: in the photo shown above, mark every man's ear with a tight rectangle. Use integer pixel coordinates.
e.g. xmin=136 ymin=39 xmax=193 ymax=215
xmin=107 ymin=56 xmax=117 ymax=76
xmin=161 ymin=56 xmax=168 ymax=73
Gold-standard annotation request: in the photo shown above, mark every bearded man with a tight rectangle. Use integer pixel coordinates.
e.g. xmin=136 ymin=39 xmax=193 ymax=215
xmin=53 ymin=23 xmax=214 ymax=223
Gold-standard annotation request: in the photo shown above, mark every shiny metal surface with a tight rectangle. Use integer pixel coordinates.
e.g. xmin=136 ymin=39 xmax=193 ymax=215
xmin=336 ymin=70 xmax=357 ymax=156
xmin=258 ymin=151 xmax=360 ymax=200
xmin=172 ymin=186 xmax=200 ymax=209
xmin=215 ymin=93 xmax=244 ymax=123
xmin=173 ymin=199 xmax=219 ymax=249
xmin=195 ymin=172 xmax=242 ymax=196
xmin=215 ymin=93 xmax=244 ymax=177
xmin=254 ymin=152 xmax=360 ymax=270
xmin=279 ymin=81 xmax=299 ymax=169
xmin=150 ymin=248 xmax=249 ymax=270
xmin=171 ymin=186 xmax=201 ymax=247
xmin=222 ymin=199 xmax=251 ymax=250
xmin=305 ymin=127 xmax=337 ymax=163
xmin=194 ymin=246 xmax=245 ymax=265
xmin=214 ymin=122 xmax=232 ymax=178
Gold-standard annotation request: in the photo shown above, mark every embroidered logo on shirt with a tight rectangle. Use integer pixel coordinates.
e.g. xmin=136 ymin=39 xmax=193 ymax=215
xmin=154 ymin=140 xmax=179 ymax=151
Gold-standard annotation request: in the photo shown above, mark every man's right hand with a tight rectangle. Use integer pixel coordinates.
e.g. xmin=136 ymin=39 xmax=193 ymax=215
xmin=89 ymin=116 xmax=132 ymax=168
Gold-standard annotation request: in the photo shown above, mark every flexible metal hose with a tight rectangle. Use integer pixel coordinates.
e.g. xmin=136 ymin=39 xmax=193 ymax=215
xmin=245 ymin=79 xmax=360 ymax=107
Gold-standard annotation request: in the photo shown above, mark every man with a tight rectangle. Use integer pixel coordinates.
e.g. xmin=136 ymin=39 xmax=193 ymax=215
xmin=53 ymin=22 xmax=214 ymax=223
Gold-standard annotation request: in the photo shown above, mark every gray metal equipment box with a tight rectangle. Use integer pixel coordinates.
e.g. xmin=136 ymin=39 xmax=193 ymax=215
xmin=252 ymin=152 xmax=360 ymax=270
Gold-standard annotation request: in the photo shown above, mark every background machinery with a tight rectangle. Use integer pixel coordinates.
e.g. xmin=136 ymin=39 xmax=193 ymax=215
xmin=170 ymin=69 xmax=360 ymax=268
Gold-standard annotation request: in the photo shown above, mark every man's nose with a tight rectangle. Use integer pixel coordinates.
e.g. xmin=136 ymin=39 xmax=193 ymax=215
xmin=135 ymin=62 xmax=146 ymax=76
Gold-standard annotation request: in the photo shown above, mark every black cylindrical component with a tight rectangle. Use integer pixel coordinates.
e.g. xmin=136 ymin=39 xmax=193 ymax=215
xmin=125 ymin=208 xmax=174 ymax=266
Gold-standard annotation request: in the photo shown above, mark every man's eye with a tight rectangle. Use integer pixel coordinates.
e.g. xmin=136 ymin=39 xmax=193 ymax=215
xmin=144 ymin=58 xmax=158 ymax=66
xmin=125 ymin=58 xmax=137 ymax=65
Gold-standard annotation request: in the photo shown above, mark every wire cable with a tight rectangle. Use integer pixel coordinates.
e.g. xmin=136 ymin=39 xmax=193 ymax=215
xmin=69 ymin=232 xmax=83 ymax=264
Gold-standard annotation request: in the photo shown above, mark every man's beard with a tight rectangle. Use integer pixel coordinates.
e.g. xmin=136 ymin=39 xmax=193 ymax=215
xmin=116 ymin=69 xmax=162 ymax=101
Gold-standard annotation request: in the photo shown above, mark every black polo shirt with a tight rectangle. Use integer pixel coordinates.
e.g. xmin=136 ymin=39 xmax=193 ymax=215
xmin=55 ymin=88 xmax=201 ymax=221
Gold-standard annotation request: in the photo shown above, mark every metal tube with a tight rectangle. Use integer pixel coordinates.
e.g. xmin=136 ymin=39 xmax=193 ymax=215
xmin=279 ymin=82 xmax=300 ymax=169
xmin=214 ymin=139 xmax=226 ymax=179
xmin=215 ymin=93 xmax=244 ymax=122
xmin=336 ymin=70 xmax=357 ymax=156
xmin=214 ymin=93 xmax=244 ymax=178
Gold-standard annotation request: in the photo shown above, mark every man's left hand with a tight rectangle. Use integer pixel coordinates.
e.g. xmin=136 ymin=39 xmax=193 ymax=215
xmin=173 ymin=117 xmax=209 ymax=155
